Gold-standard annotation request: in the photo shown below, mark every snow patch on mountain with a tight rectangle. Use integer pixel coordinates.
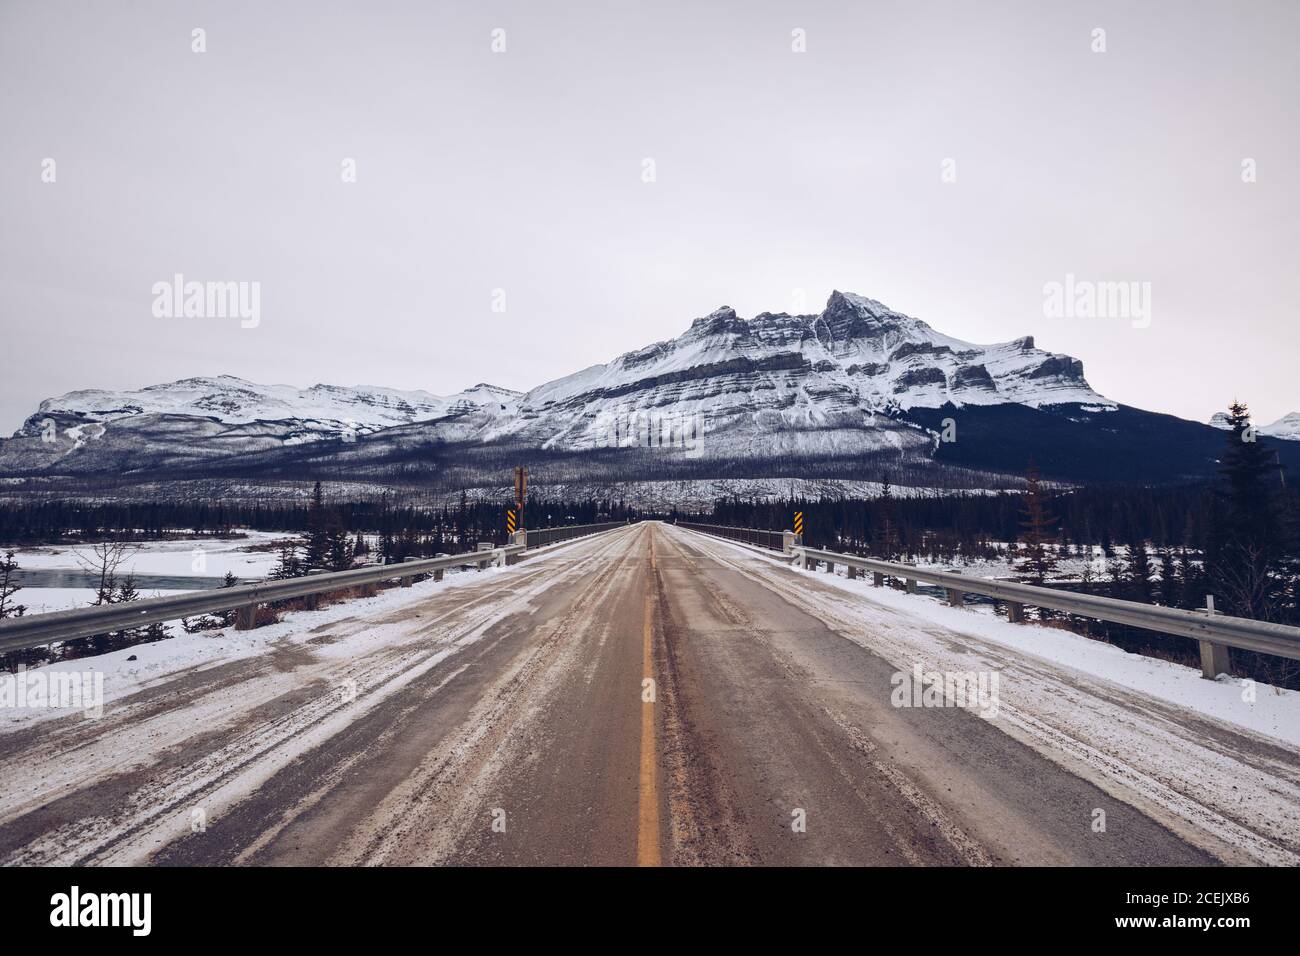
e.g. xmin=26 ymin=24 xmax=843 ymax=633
xmin=1208 ymin=410 xmax=1299 ymax=441
xmin=1263 ymin=412 xmax=1300 ymax=441
xmin=19 ymin=376 xmax=521 ymax=444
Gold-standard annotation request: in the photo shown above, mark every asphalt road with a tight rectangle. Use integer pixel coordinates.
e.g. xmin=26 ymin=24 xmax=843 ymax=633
xmin=3 ymin=522 xmax=1293 ymax=866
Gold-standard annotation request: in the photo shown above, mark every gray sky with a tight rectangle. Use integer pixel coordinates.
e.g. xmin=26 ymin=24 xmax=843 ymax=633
xmin=2 ymin=0 xmax=1297 ymax=435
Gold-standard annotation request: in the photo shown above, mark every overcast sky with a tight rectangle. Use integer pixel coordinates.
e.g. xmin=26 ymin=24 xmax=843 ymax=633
xmin=1 ymin=0 xmax=1296 ymax=435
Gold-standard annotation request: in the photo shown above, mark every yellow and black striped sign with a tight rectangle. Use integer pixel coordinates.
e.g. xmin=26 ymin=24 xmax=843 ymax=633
xmin=793 ymin=511 xmax=804 ymax=536
xmin=506 ymin=509 xmax=517 ymax=533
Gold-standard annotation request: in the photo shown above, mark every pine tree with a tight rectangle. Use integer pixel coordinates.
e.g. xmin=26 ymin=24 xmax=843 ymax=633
xmin=0 ymin=550 xmax=26 ymax=619
xmin=1100 ymin=527 xmax=1114 ymax=559
xmin=114 ymin=575 xmax=140 ymax=604
xmin=1211 ymin=401 xmax=1285 ymax=618
xmin=1012 ymin=461 xmax=1059 ymax=586
xmin=1157 ymin=548 xmax=1179 ymax=607
xmin=182 ymin=572 xmax=239 ymax=633
xmin=1106 ymin=555 xmax=1126 ymax=600
xmin=270 ymin=541 xmax=303 ymax=579
xmin=326 ymin=523 xmax=353 ymax=572
xmin=303 ymin=481 xmax=330 ymax=571
xmin=872 ymin=474 xmax=900 ymax=560
xmin=1125 ymin=534 xmax=1153 ymax=603
xmin=91 ymin=574 xmax=143 ymax=649
xmin=1176 ymin=547 xmax=1201 ymax=610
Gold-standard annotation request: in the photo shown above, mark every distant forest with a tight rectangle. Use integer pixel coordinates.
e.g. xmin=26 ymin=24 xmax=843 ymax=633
xmin=0 ymin=492 xmax=643 ymax=552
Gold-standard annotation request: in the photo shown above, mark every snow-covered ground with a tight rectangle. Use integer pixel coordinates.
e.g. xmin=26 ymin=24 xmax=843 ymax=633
xmin=900 ymin=543 xmax=1158 ymax=585
xmin=8 ymin=531 xmax=291 ymax=613
xmin=13 ymin=531 xmax=287 ymax=578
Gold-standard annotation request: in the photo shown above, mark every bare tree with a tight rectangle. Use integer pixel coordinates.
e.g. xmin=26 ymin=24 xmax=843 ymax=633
xmin=76 ymin=540 xmax=138 ymax=606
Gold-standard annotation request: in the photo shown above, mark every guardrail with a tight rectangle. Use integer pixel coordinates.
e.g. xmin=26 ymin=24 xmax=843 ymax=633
xmin=678 ymin=525 xmax=1300 ymax=678
xmin=0 ymin=522 xmax=626 ymax=655
xmin=675 ymin=521 xmax=787 ymax=552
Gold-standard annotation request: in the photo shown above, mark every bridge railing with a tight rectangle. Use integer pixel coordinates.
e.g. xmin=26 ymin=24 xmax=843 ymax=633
xmin=675 ymin=521 xmax=787 ymax=552
xmin=525 ymin=521 xmax=627 ymax=549
xmin=677 ymin=523 xmax=1300 ymax=678
xmin=0 ymin=522 xmax=626 ymax=655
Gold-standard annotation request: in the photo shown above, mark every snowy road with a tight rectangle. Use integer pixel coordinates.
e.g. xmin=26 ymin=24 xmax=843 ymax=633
xmin=1 ymin=522 xmax=1296 ymax=866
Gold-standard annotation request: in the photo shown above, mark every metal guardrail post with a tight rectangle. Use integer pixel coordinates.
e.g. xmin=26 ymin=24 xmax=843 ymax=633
xmin=1198 ymin=596 xmax=1232 ymax=679
xmin=306 ymin=568 xmax=328 ymax=607
xmin=1199 ymin=641 xmax=1232 ymax=680
xmin=400 ymin=557 xmax=419 ymax=587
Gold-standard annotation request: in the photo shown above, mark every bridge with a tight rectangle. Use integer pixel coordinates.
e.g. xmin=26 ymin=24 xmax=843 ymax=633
xmin=0 ymin=521 xmax=1297 ymax=865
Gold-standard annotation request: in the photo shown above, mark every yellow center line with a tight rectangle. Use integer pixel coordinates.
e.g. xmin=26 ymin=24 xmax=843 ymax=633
xmin=637 ymin=533 xmax=662 ymax=866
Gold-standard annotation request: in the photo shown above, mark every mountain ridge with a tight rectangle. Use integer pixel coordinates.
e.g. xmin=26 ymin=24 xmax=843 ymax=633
xmin=2 ymin=290 xmax=1294 ymax=498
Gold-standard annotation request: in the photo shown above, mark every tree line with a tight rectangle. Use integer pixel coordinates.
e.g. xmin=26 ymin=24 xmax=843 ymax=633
xmin=0 ymin=490 xmax=642 ymax=548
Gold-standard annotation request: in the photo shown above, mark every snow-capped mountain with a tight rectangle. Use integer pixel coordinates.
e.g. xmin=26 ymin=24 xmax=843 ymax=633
xmin=484 ymin=291 xmax=1113 ymax=457
xmin=17 ymin=376 xmax=520 ymax=446
xmin=3 ymin=290 xmax=1292 ymax=492
xmin=1263 ymin=413 xmax=1300 ymax=441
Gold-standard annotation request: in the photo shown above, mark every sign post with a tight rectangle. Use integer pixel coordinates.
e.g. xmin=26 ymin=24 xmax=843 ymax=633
xmin=514 ymin=466 xmax=528 ymax=531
